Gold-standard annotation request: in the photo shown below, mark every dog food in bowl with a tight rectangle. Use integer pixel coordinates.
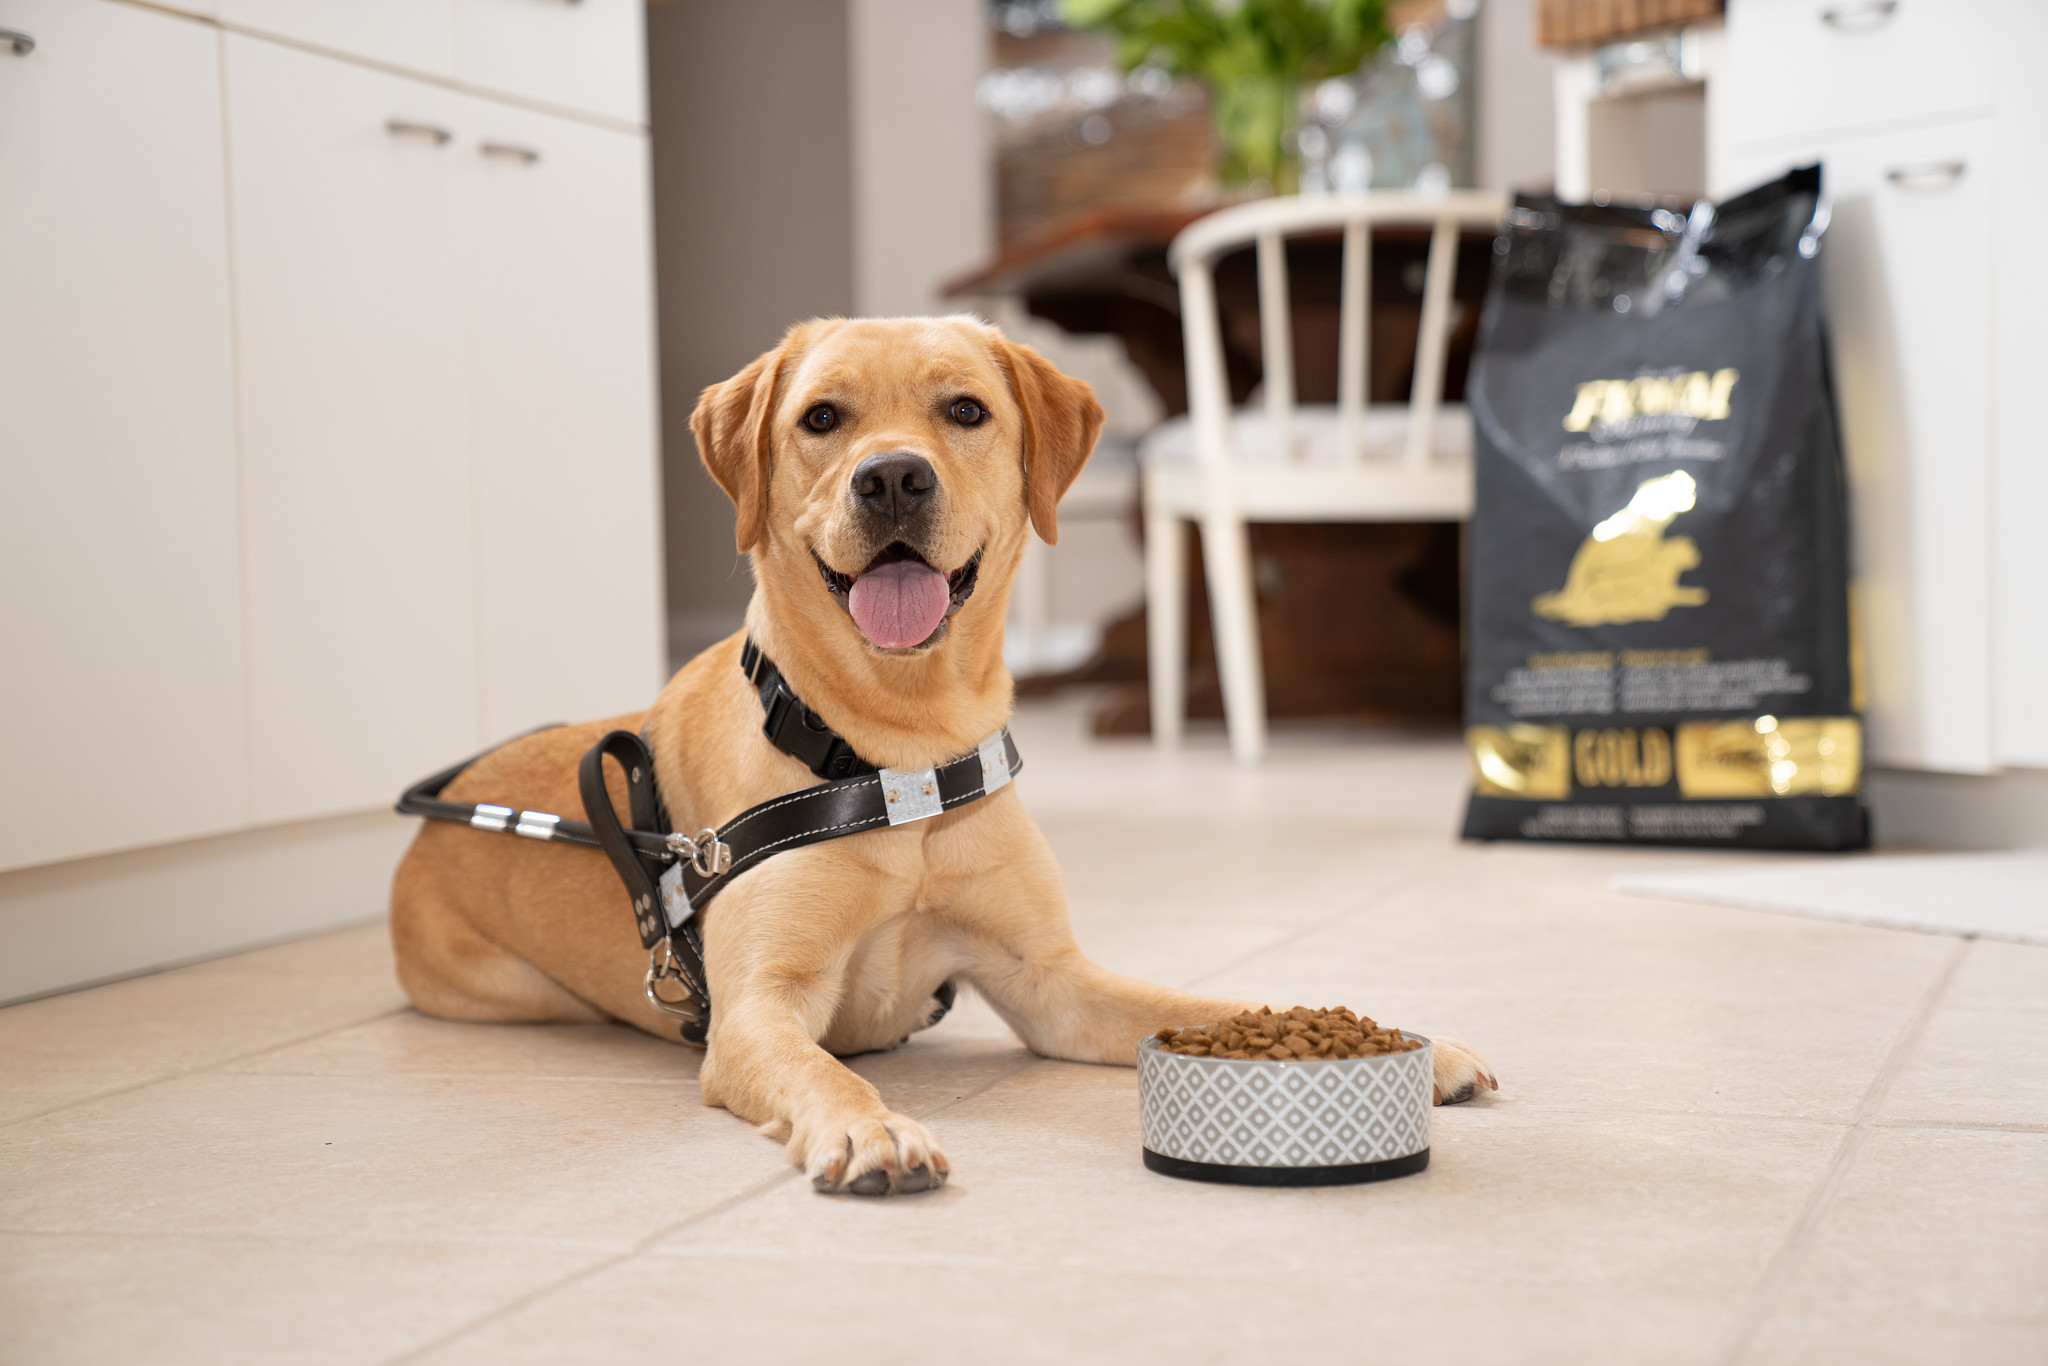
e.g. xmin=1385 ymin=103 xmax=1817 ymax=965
xmin=1156 ymin=1006 xmax=1422 ymax=1061
xmin=1140 ymin=1006 xmax=1432 ymax=1187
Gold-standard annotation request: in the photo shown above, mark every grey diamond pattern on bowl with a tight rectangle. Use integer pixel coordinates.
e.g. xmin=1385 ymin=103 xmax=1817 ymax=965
xmin=1138 ymin=1035 xmax=1432 ymax=1167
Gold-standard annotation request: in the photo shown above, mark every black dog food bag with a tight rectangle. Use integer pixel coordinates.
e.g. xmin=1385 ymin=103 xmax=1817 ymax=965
xmin=1461 ymin=167 xmax=1867 ymax=850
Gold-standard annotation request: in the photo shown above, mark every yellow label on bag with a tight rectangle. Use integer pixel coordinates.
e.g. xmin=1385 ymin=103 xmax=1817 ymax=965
xmin=1675 ymin=716 xmax=1862 ymax=797
xmin=1467 ymin=725 xmax=1571 ymax=799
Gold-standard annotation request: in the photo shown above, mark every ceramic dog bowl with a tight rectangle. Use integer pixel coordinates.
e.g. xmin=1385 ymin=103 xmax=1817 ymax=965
xmin=1138 ymin=1032 xmax=1432 ymax=1186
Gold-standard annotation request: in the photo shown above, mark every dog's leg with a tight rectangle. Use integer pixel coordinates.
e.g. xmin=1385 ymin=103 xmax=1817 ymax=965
xmin=1426 ymin=1037 xmax=1500 ymax=1104
xmin=951 ymin=831 xmax=1253 ymax=1065
xmin=695 ymin=871 xmax=948 ymax=1197
xmin=956 ymin=829 xmax=1499 ymax=1103
xmin=971 ymin=941 xmax=1251 ymax=1066
xmin=391 ymin=839 xmax=605 ymax=1024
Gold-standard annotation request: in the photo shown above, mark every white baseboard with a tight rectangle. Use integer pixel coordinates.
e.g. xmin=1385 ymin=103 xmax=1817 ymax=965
xmin=1868 ymin=764 xmax=2048 ymax=850
xmin=0 ymin=809 xmax=416 ymax=1005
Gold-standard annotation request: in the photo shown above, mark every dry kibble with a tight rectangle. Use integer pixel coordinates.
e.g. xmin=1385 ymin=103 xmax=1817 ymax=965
xmin=1155 ymin=1007 xmax=1422 ymax=1060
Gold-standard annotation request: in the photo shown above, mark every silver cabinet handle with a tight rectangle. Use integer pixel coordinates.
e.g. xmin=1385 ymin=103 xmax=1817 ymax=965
xmin=2 ymin=27 xmax=34 ymax=55
xmin=1820 ymin=0 xmax=1897 ymax=27
xmin=479 ymin=142 xmax=541 ymax=165
xmin=1885 ymin=159 xmax=1965 ymax=188
xmin=385 ymin=119 xmax=453 ymax=145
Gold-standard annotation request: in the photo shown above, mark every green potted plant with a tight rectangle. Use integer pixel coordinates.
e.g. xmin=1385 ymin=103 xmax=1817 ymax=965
xmin=1059 ymin=0 xmax=1391 ymax=195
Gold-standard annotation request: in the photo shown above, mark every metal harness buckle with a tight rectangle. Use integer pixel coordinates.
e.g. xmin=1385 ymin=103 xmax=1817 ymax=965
xmin=643 ymin=939 xmax=704 ymax=1023
xmin=664 ymin=828 xmax=732 ymax=878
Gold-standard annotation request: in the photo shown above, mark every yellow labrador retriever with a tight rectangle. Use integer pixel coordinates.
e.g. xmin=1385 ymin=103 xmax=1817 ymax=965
xmin=390 ymin=316 xmax=1496 ymax=1195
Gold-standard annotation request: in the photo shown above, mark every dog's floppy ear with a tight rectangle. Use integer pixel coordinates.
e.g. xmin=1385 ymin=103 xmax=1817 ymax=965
xmin=690 ymin=336 xmax=792 ymax=554
xmin=995 ymin=335 xmax=1105 ymax=546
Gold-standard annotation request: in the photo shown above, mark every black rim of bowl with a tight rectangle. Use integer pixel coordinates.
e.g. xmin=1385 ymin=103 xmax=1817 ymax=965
xmin=1142 ymin=1148 xmax=1430 ymax=1186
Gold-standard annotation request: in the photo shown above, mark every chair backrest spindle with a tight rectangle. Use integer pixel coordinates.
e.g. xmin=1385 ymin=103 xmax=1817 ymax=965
xmin=1178 ymin=261 xmax=1234 ymax=473
xmin=1404 ymin=215 xmax=1462 ymax=468
xmin=1336 ymin=221 xmax=1370 ymax=464
xmin=1255 ymin=231 xmax=1295 ymax=463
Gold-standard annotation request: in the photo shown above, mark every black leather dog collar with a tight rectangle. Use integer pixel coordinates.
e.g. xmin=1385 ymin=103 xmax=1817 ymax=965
xmin=740 ymin=637 xmax=878 ymax=780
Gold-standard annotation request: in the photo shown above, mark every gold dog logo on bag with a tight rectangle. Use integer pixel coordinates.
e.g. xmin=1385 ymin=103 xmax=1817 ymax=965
xmin=1532 ymin=471 xmax=1710 ymax=627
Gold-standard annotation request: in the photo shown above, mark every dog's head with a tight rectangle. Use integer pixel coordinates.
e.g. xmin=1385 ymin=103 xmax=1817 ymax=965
xmin=692 ymin=318 xmax=1101 ymax=706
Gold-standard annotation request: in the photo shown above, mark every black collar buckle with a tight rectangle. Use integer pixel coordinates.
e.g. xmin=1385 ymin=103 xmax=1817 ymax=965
xmin=745 ymin=640 xmax=879 ymax=781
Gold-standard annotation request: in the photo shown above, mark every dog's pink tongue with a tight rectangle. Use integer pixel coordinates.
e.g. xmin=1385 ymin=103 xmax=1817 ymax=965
xmin=847 ymin=559 xmax=950 ymax=649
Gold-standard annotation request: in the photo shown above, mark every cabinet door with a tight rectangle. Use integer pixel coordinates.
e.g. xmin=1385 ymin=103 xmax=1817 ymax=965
xmin=0 ymin=0 xmax=247 ymax=871
xmin=219 ymin=0 xmax=455 ymax=80
xmin=1730 ymin=120 xmax=1995 ymax=773
xmin=1992 ymin=10 xmax=2048 ymax=767
xmin=455 ymin=95 xmax=664 ymax=739
xmin=224 ymin=36 xmax=480 ymax=822
xmin=454 ymin=0 xmax=645 ymax=125
xmin=1723 ymin=0 xmax=1996 ymax=151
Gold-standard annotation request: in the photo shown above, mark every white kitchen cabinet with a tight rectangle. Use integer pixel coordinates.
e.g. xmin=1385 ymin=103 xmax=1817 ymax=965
xmin=2 ymin=3 xmax=660 ymax=882
xmin=1987 ymin=6 xmax=2048 ymax=768
xmin=0 ymin=0 xmax=248 ymax=871
xmin=455 ymin=0 xmax=645 ymax=124
xmin=457 ymin=93 xmax=664 ymax=739
xmin=1730 ymin=120 xmax=1997 ymax=774
xmin=224 ymin=34 xmax=481 ymax=822
xmin=1721 ymin=0 xmax=1995 ymax=149
xmin=218 ymin=0 xmax=455 ymax=80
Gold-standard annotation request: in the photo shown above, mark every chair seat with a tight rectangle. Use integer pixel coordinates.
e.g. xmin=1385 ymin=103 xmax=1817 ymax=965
xmin=1139 ymin=403 xmax=1473 ymax=521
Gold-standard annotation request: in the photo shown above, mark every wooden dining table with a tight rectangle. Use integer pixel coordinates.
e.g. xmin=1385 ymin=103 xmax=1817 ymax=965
xmin=946 ymin=206 xmax=1498 ymax=736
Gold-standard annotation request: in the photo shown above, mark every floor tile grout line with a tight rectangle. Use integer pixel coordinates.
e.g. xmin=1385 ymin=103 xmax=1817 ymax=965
xmin=1709 ymin=934 xmax=1974 ymax=1366
xmin=192 ymin=1005 xmax=413 ymax=1075
xmin=1176 ymin=869 xmax=1450 ymax=995
xmin=0 ymin=1005 xmax=410 ymax=1131
xmin=1871 ymin=1117 xmax=2048 ymax=1134
xmin=210 ymin=1068 xmax=703 ymax=1087
xmin=0 ymin=1075 xmax=179 ymax=1131
xmin=0 ymin=1227 xmax=632 ymax=1251
xmin=378 ymin=1051 xmax=1047 ymax=1366
xmin=380 ymin=1170 xmax=803 ymax=1366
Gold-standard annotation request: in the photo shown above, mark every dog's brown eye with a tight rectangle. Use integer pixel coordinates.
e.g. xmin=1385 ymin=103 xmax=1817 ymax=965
xmin=949 ymin=399 xmax=985 ymax=426
xmin=802 ymin=404 xmax=837 ymax=433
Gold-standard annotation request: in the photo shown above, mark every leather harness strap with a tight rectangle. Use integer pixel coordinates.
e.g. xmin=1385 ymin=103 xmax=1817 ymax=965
xmin=395 ymin=640 xmax=1021 ymax=1045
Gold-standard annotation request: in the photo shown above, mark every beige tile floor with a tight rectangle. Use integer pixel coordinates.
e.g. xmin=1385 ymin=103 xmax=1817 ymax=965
xmin=2 ymin=698 xmax=2042 ymax=1365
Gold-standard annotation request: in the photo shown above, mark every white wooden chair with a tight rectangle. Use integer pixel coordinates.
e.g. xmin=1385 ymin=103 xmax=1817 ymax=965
xmin=1140 ymin=190 xmax=1508 ymax=762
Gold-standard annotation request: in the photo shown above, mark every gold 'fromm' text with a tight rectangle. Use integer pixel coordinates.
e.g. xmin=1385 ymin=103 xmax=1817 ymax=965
xmin=1563 ymin=369 xmax=1739 ymax=432
xmin=1574 ymin=727 xmax=1674 ymax=788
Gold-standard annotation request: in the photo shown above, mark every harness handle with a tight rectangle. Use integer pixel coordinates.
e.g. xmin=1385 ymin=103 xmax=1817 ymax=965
xmin=577 ymin=731 xmax=710 ymax=1041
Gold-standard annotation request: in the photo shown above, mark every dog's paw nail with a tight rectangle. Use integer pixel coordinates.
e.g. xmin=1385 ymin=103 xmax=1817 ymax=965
xmin=1433 ymin=1084 xmax=1443 ymax=1105
xmin=846 ymin=1168 xmax=891 ymax=1196
xmin=811 ymin=1172 xmax=838 ymax=1193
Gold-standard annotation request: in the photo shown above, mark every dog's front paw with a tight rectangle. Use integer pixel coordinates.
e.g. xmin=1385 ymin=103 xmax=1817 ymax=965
xmin=1429 ymin=1036 xmax=1499 ymax=1105
xmin=802 ymin=1112 xmax=949 ymax=1196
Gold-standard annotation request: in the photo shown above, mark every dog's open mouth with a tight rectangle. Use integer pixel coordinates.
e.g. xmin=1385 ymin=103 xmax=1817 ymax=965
xmin=814 ymin=543 xmax=982 ymax=651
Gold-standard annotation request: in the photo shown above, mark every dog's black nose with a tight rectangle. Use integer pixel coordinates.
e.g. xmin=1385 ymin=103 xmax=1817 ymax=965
xmin=850 ymin=452 xmax=936 ymax=522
